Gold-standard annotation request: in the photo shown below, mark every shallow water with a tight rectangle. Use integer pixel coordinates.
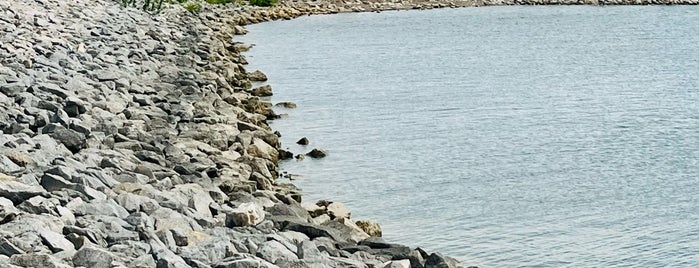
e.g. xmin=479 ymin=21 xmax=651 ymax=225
xmin=241 ymin=6 xmax=699 ymax=267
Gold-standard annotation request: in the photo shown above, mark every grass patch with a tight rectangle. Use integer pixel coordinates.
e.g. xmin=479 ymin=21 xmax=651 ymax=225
xmin=249 ymin=0 xmax=277 ymax=6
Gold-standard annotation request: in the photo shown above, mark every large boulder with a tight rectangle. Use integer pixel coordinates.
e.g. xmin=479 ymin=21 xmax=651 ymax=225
xmin=326 ymin=202 xmax=351 ymax=220
xmin=172 ymin=184 xmax=216 ymax=218
xmin=246 ymin=138 xmax=279 ymax=163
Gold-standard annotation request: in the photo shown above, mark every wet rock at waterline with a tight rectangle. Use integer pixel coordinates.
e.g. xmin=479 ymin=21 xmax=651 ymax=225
xmin=275 ymin=102 xmax=297 ymax=109
xmin=296 ymin=137 xmax=309 ymax=145
xmin=306 ymin=148 xmax=328 ymax=158
xmin=248 ymin=70 xmax=268 ymax=81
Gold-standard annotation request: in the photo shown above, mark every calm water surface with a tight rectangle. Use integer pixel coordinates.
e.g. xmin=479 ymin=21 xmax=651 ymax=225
xmin=241 ymin=6 xmax=699 ymax=267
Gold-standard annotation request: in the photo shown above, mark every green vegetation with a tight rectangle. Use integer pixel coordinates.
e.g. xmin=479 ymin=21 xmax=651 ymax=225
xmin=205 ymin=0 xmax=236 ymax=3
xmin=184 ymin=2 xmax=202 ymax=12
xmin=118 ymin=0 xmax=261 ymax=14
xmin=121 ymin=0 xmax=164 ymax=13
xmin=249 ymin=0 xmax=277 ymax=6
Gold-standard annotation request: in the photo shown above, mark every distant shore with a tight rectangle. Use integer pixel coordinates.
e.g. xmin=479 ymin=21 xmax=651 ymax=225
xmin=210 ymin=0 xmax=698 ymax=26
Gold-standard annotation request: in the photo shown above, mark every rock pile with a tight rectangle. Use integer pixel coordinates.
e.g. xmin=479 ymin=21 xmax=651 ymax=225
xmin=0 ymin=0 xmax=468 ymax=267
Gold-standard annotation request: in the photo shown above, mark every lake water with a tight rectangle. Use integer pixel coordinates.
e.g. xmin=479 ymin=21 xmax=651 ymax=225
xmin=241 ymin=6 xmax=699 ymax=267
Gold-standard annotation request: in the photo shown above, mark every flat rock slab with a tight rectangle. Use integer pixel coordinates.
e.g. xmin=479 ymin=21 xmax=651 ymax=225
xmin=0 ymin=178 xmax=47 ymax=205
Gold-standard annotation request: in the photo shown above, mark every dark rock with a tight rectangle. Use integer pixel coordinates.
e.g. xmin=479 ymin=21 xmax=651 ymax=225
xmin=47 ymin=127 xmax=86 ymax=153
xmin=0 ymin=237 xmax=25 ymax=256
xmin=0 ymin=82 xmax=27 ymax=97
xmin=424 ymin=252 xmax=461 ymax=268
xmin=281 ymin=220 xmax=350 ymax=243
xmin=359 ymin=237 xmax=391 ymax=249
xmin=18 ymin=196 xmax=55 ymax=214
xmin=274 ymin=102 xmax=297 ymax=109
xmin=37 ymin=83 xmax=68 ymax=98
xmin=296 ymin=137 xmax=309 ymax=145
xmin=278 ymin=149 xmax=293 ymax=160
xmin=72 ymin=246 xmax=116 ymax=268
xmin=306 ymin=148 xmax=327 ymax=158
xmin=63 ymin=97 xmax=87 ymax=117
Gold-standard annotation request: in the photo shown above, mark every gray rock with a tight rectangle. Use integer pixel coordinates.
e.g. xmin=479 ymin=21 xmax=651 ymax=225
xmin=38 ymin=229 xmax=75 ymax=253
xmin=172 ymin=183 xmax=215 ymax=218
xmin=72 ymin=246 xmax=116 ymax=268
xmin=424 ymin=253 xmax=461 ymax=268
xmin=18 ymin=195 xmax=56 ymax=214
xmin=0 ymin=176 xmax=47 ymax=204
xmin=126 ymin=212 xmax=155 ymax=230
xmin=10 ymin=253 xmax=70 ymax=268
xmin=214 ymin=254 xmax=277 ymax=268
xmin=145 ymin=231 xmax=190 ymax=268
xmin=0 ymin=82 xmax=27 ymax=97
xmin=37 ymin=83 xmax=68 ymax=99
xmin=298 ymin=240 xmax=324 ymax=263
xmin=55 ymin=205 xmax=76 ymax=225
xmin=384 ymin=260 xmax=411 ymax=268
xmin=84 ymin=199 xmax=129 ymax=219
xmin=0 ymin=237 xmax=25 ymax=256
xmin=0 ymin=156 xmax=22 ymax=174
xmin=256 ymin=240 xmax=298 ymax=265
xmin=156 ymin=229 xmax=178 ymax=251
xmin=0 ymin=197 xmax=19 ymax=223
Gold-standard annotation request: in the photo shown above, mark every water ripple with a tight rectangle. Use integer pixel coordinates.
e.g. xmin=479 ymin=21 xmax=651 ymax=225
xmin=242 ymin=6 xmax=699 ymax=267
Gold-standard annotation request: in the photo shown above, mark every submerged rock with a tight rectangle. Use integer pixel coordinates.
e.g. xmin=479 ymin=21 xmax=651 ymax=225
xmin=274 ymin=102 xmax=297 ymax=109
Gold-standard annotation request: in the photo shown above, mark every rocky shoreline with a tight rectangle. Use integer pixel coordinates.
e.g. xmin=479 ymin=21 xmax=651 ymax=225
xmin=0 ymin=0 xmax=697 ymax=268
